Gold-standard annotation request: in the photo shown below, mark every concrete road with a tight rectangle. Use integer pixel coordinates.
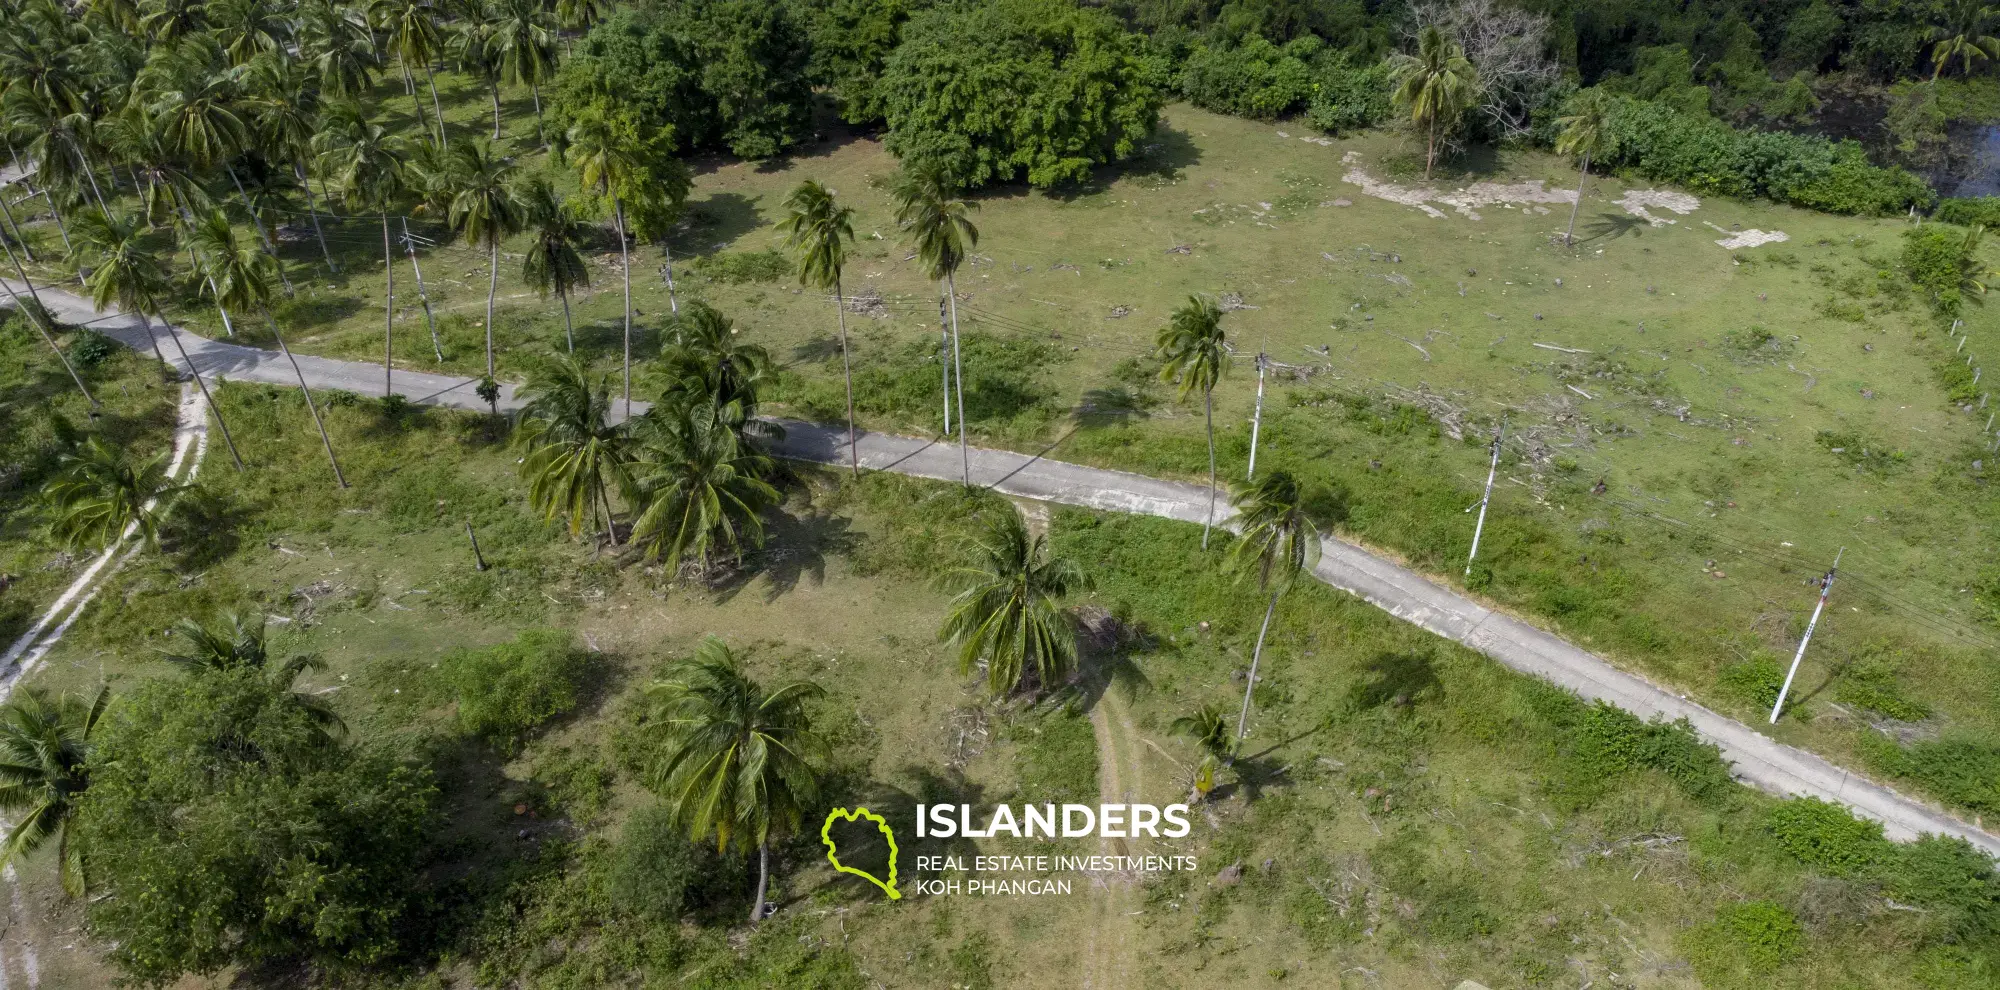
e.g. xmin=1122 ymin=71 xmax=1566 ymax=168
xmin=9 ymin=275 xmax=1998 ymax=857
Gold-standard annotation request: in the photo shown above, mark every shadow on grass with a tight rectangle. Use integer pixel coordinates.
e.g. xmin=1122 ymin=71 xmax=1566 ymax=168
xmin=1578 ymin=212 xmax=1650 ymax=244
xmin=1347 ymin=649 xmax=1442 ymax=710
xmin=671 ymin=193 xmax=765 ymax=258
xmin=711 ymin=506 xmax=861 ymax=605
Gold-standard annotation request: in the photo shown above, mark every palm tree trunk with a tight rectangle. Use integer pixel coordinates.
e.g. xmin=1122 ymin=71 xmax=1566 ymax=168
xmin=1202 ymin=386 xmax=1216 ymax=550
xmin=1564 ymin=151 xmax=1589 ymax=247
xmin=1231 ymin=589 xmax=1279 ymax=756
xmin=402 ymin=218 xmax=443 ymax=361
xmin=615 ymin=196 xmax=631 ymax=418
xmin=296 ymin=160 xmax=336 ymax=273
xmin=559 ymin=284 xmax=574 ymax=353
xmin=598 ymin=482 xmax=618 ymax=547
xmin=0 ymin=191 xmax=35 ymax=262
xmin=835 ymin=274 xmax=857 ymax=476
xmin=1 ymin=230 xmax=49 ymax=314
xmin=0 ymin=266 xmax=94 ymax=406
xmin=149 ymin=310 xmax=244 ymax=470
xmin=662 ymin=243 xmax=678 ymax=314
xmin=490 ymin=83 xmax=503 ymax=140
xmin=1425 ymin=117 xmax=1438 ymax=180
xmin=751 ymin=838 xmax=770 ymax=922
xmin=531 ymin=83 xmax=545 ymax=147
xmin=263 ymin=306 xmax=347 ymax=488
xmin=71 ymin=145 xmax=109 ymax=215
xmin=423 ymin=61 xmax=448 ymax=146
xmin=44 ymin=190 xmax=72 ymax=255
xmin=485 ymin=237 xmax=498 ymax=377
xmin=402 ymin=60 xmax=430 ymax=136
xmin=946 ymin=271 xmax=967 ymax=486
xmin=383 ymin=213 xmax=395 ymax=396
xmin=226 ymin=163 xmax=291 ymax=295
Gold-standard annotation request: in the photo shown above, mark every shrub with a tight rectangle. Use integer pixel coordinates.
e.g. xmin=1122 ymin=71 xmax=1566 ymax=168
xmin=1179 ymin=35 xmax=1318 ymax=120
xmin=1765 ymin=798 xmax=1890 ymax=874
xmin=1936 ymin=197 xmax=2000 ymax=227
xmin=1683 ymin=901 xmax=1803 ymax=982
xmin=1306 ymin=54 xmax=1391 ymax=135
xmin=689 ymin=249 xmax=793 ymax=284
xmin=1832 ymin=644 xmax=1932 ymax=721
xmin=1882 ymin=836 xmax=2000 ymax=942
xmin=1717 ymin=653 xmax=1784 ymax=710
xmin=606 ymin=802 xmax=748 ymax=921
xmin=66 ymin=328 xmax=119 ymax=367
xmin=1902 ymin=224 xmax=1982 ymax=312
xmin=441 ymin=629 xmax=592 ymax=749
xmin=1871 ymin=739 xmax=2000 ymax=816
xmin=1571 ymin=702 xmax=1735 ymax=800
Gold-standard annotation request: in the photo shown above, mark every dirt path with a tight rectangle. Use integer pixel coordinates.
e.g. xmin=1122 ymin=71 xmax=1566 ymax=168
xmin=1081 ymin=688 xmax=1150 ymax=989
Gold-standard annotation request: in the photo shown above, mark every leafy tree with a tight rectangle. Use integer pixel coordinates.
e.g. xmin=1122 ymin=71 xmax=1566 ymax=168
xmin=640 ymin=635 xmax=827 ymax=922
xmin=74 ymin=668 xmax=436 ymax=983
xmin=1932 ymin=0 xmax=2000 ymax=80
xmin=1555 ymin=88 xmax=1615 ymax=247
xmin=1306 ymin=51 xmax=1392 ymax=135
xmin=516 ymin=352 xmax=630 ymax=546
xmin=187 ymin=209 xmax=347 ymax=487
xmin=314 ymin=100 xmax=409 ymax=397
xmin=1224 ymin=470 xmax=1340 ymax=753
xmin=68 ymin=207 xmax=245 ymax=468
xmin=440 ymin=138 xmax=525 ymax=379
xmin=1179 ymin=34 xmax=1319 ymax=120
xmin=1155 ymin=294 xmax=1227 ymax=548
xmin=156 ymin=610 xmax=347 ymax=740
xmin=0 ymin=685 xmax=109 ymax=898
xmin=798 ymin=0 xmax=909 ymax=125
xmin=890 ymin=165 xmax=978 ymax=484
xmin=937 ymin=511 xmax=1088 ymax=696
xmin=623 ymin=396 xmax=781 ymax=576
xmin=876 ymin=0 xmax=1163 ymax=190
xmin=778 ymin=179 xmax=860 ymax=475
xmin=1389 ymin=24 xmax=1477 ymax=179
xmin=42 ymin=438 xmax=188 ymax=551
xmin=520 ymin=176 xmax=592 ymax=352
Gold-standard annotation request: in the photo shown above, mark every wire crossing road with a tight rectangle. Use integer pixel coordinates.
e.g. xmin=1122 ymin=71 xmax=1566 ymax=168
xmin=7 ymin=276 xmax=1997 ymax=858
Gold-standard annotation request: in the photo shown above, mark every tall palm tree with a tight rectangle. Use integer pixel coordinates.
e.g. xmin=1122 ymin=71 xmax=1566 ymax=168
xmin=1156 ymin=294 xmax=1228 ymax=549
xmin=246 ymin=52 xmax=337 ymax=272
xmin=643 ymin=636 xmax=826 ymax=922
xmin=1389 ymin=25 xmax=1478 ymax=180
xmin=137 ymin=0 xmax=209 ymax=42
xmin=2 ymin=89 xmax=110 ymax=215
xmin=0 ymin=267 xmax=96 ymax=407
xmin=516 ymin=352 xmax=630 ymax=546
xmin=777 ymin=180 xmax=860 ymax=476
xmin=189 ymin=210 xmax=348 ymax=488
xmin=157 ymin=610 xmax=348 ymax=739
xmin=1224 ymin=470 xmax=1324 ymax=754
xmin=0 ymin=684 xmax=110 ymax=898
xmin=624 ymin=397 xmax=781 ymax=577
xmin=68 ymin=207 xmax=245 ymax=469
xmin=441 ymin=138 xmax=524 ymax=379
xmin=567 ymin=107 xmax=641 ymax=414
xmin=1933 ymin=1 xmax=2000 ymax=79
xmin=554 ymin=0 xmax=610 ymax=53
xmin=890 ymin=166 xmax=978 ymax=485
xmin=297 ymin=0 xmax=377 ymax=100
xmin=369 ymin=0 xmax=447 ymax=144
xmin=657 ymin=301 xmax=774 ymax=430
xmin=207 ymin=0 xmax=290 ymax=66
xmin=937 ymin=512 xmax=1087 ymax=696
xmin=42 ymin=438 xmax=189 ymax=550
xmin=520 ymin=176 xmax=590 ymax=352
xmin=484 ymin=0 xmax=558 ymax=145
xmin=315 ymin=100 xmax=407 ymax=396
xmin=1556 ymin=89 xmax=1614 ymax=247
xmin=451 ymin=15 xmax=506 ymax=141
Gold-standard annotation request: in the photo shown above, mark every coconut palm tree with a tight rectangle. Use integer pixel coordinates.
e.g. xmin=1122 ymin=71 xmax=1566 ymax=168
xmin=0 ymin=684 xmax=110 ymax=898
xmin=315 ymin=100 xmax=407 ymax=396
xmin=189 ymin=209 xmax=348 ymax=488
xmin=157 ymin=610 xmax=347 ymax=740
xmin=208 ymin=0 xmax=291 ymax=66
xmin=441 ymin=138 xmax=524 ymax=379
xmin=369 ymin=0 xmax=447 ymax=144
xmin=937 ymin=511 xmax=1088 ymax=696
xmin=1389 ymin=25 xmax=1477 ymax=180
xmin=890 ymin=166 xmax=978 ymax=485
xmin=451 ymin=15 xmax=507 ymax=141
xmin=1224 ymin=470 xmax=1325 ymax=753
xmin=245 ymin=52 xmax=337 ymax=272
xmin=1556 ymin=88 xmax=1614 ymax=247
xmin=1168 ymin=704 xmax=1230 ymax=801
xmin=520 ymin=176 xmax=590 ymax=352
xmin=642 ymin=636 xmax=826 ymax=922
xmin=297 ymin=0 xmax=377 ymax=100
xmin=623 ymin=396 xmax=781 ymax=577
xmin=1933 ymin=1 xmax=2000 ymax=79
xmin=68 ymin=207 xmax=245 ymax=469
xmin=1155 ymin=294 xmax=1228 ymax=549
xmin=657 ymin=301 xmax=774 ymax=432
xmin=42 ymin=438 xmax=189 ymax=550
xmin=777 ymin=180 xmax=861 ymax=476
xmin=137 ymin=0 xmax=209 ymax=42
xmin=516 ymin=352 xmax=630 ymax=546
xmin=0 ymin=268 xmax=96 ymax=407
xmin=554 ymin=0 xmax=609 ymax=52
xmin=566 ymin=107 xmax=641 ymax=414
xmin=1 ymin=89 xmax=110 ymax=215
xmin=484 ymin=0 xmax=558 ymax=145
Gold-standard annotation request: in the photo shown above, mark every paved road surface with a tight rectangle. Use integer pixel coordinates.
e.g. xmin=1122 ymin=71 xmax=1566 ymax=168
xmin=8 ymin=275 xmax=1997 ymax=857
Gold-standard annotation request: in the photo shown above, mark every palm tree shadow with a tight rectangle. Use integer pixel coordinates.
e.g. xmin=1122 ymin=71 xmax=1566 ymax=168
xmin=1061 ymin=609 xmax=1154 ymax=715
xmin=710 ymin=508 xmax=859 ymax=604
xmin=791 ymin=335 xmax=842 ymax=364
xmin=1578 ymin=212 xmax=1648 ymax=244
xmin=162 ymin=487 xmax=248 ymax=571
xmin=1073 ymin=386 xmax=1155 ymax=428
xmin=1347 ymin=650 xmax=1442 ymax=711
xmin=794 ymin=767 xmax=989 ymax=911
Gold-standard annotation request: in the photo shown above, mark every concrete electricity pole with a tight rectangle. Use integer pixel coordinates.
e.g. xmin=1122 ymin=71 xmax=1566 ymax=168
xmin=1465 ymin=419 xmax=1505 ymax=578
xmin=1770 ymin=548 xmax=1842 ymax=724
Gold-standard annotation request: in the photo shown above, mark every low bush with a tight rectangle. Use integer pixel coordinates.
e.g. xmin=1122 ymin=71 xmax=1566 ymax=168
xmin=1869 ymin=738 xmax=2000 ymax=816
xmin=66 ymin=328 xmax=119 ymax=367
xmin=440 ymin=629 xmax=592 ymax=750
xmin=606 ymin=802 xmax=749 ymax=921
xmin=1682 ymin=900 xmax=1803 ymax=983
xmin=1764 ymin=798 xmax=1891 ymax=875
xmin=1717 ymin=653 xmax=1784 ymax=710
xmin=1179 ymin=35 xmax=1318 ymax=120
xmin=688 ymin=249 xmax=793 ymax=285
xmin=1306 ymin=54 xmax=1391 ymax=135
xmin=1934 ymin=197 xmax=2000 ymax=227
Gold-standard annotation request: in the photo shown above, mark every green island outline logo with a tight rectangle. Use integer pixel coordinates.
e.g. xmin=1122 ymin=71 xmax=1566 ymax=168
xmin=820 ymin=806 xmax=902 ymax=900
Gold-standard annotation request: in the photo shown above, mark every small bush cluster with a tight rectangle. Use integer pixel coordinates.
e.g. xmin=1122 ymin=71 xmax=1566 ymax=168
xmin=688 ymin=249 xmax=794 ymax=285
xmin=440 ymin=629 xmax=593 ymax=750
xmin=1934 ymin=197 xmax=2000 ymax=227
xmin=1764 ymin=797 xmax=2000 ymax=946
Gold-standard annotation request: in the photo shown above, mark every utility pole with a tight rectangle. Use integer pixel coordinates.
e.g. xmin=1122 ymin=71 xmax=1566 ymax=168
xmin=1465 ymin=418 xmax=1506 ymax=578
xmin=1770 ymin=548 xmax=1842 ymax=724
xmin=401 ymin=220 xmax=444 ymax=362
xmin=1247 ymin=345 xmax=1267 ymax=480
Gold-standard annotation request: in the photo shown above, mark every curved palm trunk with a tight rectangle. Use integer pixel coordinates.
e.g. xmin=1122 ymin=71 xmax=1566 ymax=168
xmin=946 ymin=271 xmax=967 ymax=486
xmin=0 ymin=192 xmax=36 ymax=262
xmin=751 ymin=838 xmax=770 ymax=922
xmin=598 ymin=482 xmax=618 ymax=547
xmin=423 ymin=62 xmax=448 ymax=146
xmin=1564 ymin=151 xmax=1590 ymax=247
xmin=834 ymin=274 xmax=857 ymax=476
xmin=296 ymin=160 xmax=336 ymax=272
xmin=70 ymin=145 xmax=109 ymax=215
xmin=1202 ymin=386 xmax=1216 ymax=549
xmin=226 ymin=163 xmax=291 ymax=295
xmin=148 ymin=310 xmax=244 ymax=470
xmin=263 ymin=306 xmax=347 ymax=488
xmin=614 ymin=195 xmax=631 ymax=418
xmin=401 ymin=218 xmax=443 ymax=361
xmin=383 ymin=213 xmax=395 ymax=396
xmin=490 ymin=83 xmax=503 ymax=140
xmin=485 ymin=237 xmax=499 ymax=377
xmin=558 ymin=284 xmax=574 ymax=353
xmin=1424 ymin=116 xmax=1439 ymax=180
xmin=1230 ymin=589 xmax=1280 ymax=758
xmin=0 ymin=267 xmax=94 ymax=406
xmin=401 ymin=60 xmax=431 ymax=136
